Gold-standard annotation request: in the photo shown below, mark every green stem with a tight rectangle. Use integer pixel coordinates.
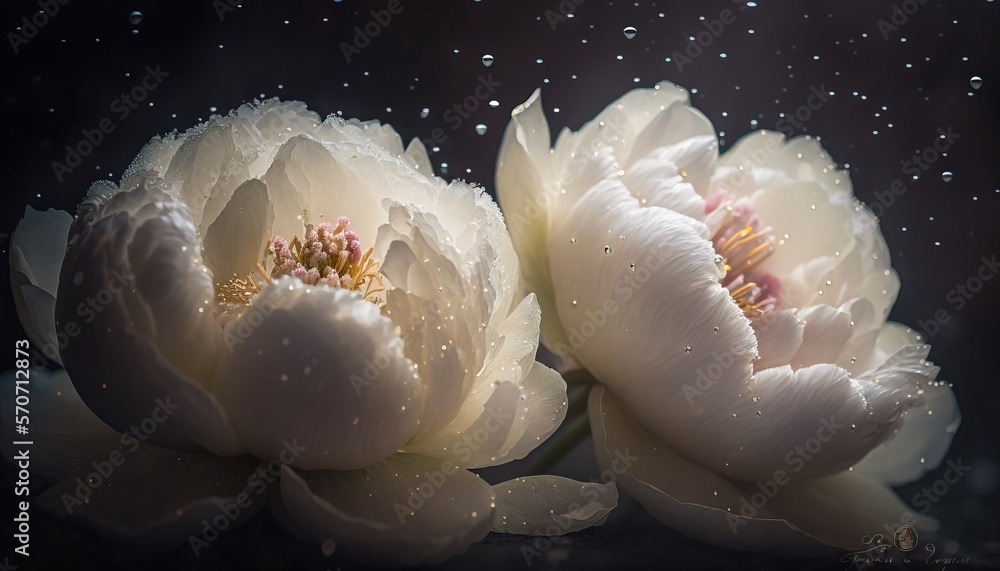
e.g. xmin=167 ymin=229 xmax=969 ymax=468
xmin=529 ymin=414 xmax=591 ymax=475
xmin=528 ymin=369 xmax=599 ymax=475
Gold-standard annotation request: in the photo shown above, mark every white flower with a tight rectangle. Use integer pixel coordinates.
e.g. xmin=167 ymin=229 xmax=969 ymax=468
xmin=5 ymin=100 xmax=616 ymax=566
xmin=496 ymin=82 xmax=960 ymax=552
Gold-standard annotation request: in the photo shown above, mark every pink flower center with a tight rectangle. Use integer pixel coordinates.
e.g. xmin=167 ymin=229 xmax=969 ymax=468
xmin=707 ymin=193 xmax=780 ymax=318
xmin=214 ymin=216 xmax=384 ymax=307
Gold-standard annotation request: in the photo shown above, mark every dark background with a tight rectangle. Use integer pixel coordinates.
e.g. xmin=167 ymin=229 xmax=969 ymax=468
xmin=1 ymin=0 xmax=998 ymax=569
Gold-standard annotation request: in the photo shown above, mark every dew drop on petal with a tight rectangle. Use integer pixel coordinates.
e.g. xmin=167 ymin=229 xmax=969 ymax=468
xmin=604 ymin=245 xmax=612 ymax=255
xmin=623 ymin=26 xmax=637 ymax=39
xmin=970 ymin=75 xmax=983 ymax=89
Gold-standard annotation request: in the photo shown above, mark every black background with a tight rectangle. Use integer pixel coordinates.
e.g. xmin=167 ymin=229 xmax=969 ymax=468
xmin=1 ymin=0 xmax=998 ymax=569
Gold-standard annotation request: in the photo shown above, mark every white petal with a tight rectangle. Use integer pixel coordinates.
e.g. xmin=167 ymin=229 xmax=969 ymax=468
xmin=57 ymin=194 xmax=240 ymax=456
xmin=621 ymin=144 xmax=707 ymax=220
xmin=261 ymin=134 xmax=384 ymax=250
xmin=495 ymin=90 xmax=571 ymax=353
xmin=278 ymin=454 xmax=495 ymax=566
xmin=850 ymin=325 xmax=959 ymax=485
xmin=588 ymin=385 xmax=826 ymax=554
xmin=490 ymin=475 xmax=617 ymax=535
xmin=749 ymin=181 xmax=855 ymax=289
xmin=722 ymin=363 xmax=920 ymax=481
xmin=752 ymin=309 xmax=804 ymax=371
xmin=625 ymin=103 xmax=718 ymax=194
xmin=10 ymin=207 xmax=73 ymax=364
xmin=35 ymin=449 xmax=264 ymax=545
xmin=548 ymin=179 xmax=764 ymax=471
xmin=0 ymin=368 xmax=121 ymax=480
xmin=791 ymin=304 xmax=854 ymax=369
xmin=717 ymin=131 xmax=852 ymax=200
xmin=213 ymin=277 xmax=421 ymax=470
xmin=201 ymin=178 xmax=274 ymax=284
xmin=760 ymin=472 xmax=937 ymax=550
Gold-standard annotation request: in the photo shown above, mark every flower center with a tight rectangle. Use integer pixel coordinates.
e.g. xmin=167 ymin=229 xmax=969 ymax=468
xmin=268 ymin=216 xmax=385 ymax=304
xmin=708 ymin=196 xmax=779 ymax=319
xmin=215 ymin=216 xmax=384 ymax=307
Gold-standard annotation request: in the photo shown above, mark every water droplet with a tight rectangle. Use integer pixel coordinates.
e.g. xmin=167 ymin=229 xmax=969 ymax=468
xmin=623 ymin=26 xmax=637 ymax=39
xmin=488 ymin=100 xmax=500 ymax=108
xmin=629 ymin=262 xmax=636 ymax=271
xmin=732 ymin=412 xmax=738 ymax=418
xmin=352 ymin=417 xmax=360 ymax=426
xmin=684 ymin=345 xmax=692 ymax=353
xmin=713 ymin=327 xmax=720 ymax=334
xmin=970 ymin=75 xmax=983 ymax=89
xmin=942 ymin=171 xmax=953 ymax=182
xmin=420 ymin=107 xmax=430 ymax=118
xmin=756 ymin=410 xmax=762 ymax=416
xmin=475 ymin=123 xmax=487 ymax=135
xmin=604 ymin=245 xmax=612 ymax=255
xmin=73 ymin=271 xmax=84 ymax=285
xmin=481 ymin=54 xmax=494 ymax=67
xmin=129 ymin=11 xmax=143 ymax=25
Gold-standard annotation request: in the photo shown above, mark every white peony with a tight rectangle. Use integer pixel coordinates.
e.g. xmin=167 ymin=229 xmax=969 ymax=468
xmin=5 ymin=100 xmax=617 ymax=566
xmin=495 ymin=82 xmax=959 ymax=552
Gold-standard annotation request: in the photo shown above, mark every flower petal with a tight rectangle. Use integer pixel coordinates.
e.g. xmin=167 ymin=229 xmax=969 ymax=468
xmin=625 ymin=103 xmax=718 ymax=194
xmin=201 ymin=178 xmax=274 ymax=286
xmin=850 ymin=325 xmax=959 ymax=485
xmin=278 ymin=453 xmax=495 ymax=566
xmin=490 ymin=475 xmax=617 ymax=535
xmin=752 ymin=309 xmax=804 ymax=371
xmin=758 ymin=472 xmax=937 ymax=550
xmin=9 ymin=206 xmax=73 ymax=364
xmin=57 ymin=193 xmax=240 ymax=456
xmin=35 ymin=448 xmax=264 ymax=546
xmin=496 ymin=90 xmax=572 ymax=354
xmin=588 ymin=385 xmax=826 ymax=554
xmin=213 ymin=277 xmax=421 ymax=470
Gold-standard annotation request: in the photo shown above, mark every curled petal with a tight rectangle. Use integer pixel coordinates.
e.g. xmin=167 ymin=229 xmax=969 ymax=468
xmin=490 ymin=475 xmax=617 ymax=535
xmin=56 ymin=194 xmax=239 ymax=456
xmin=213 ymin=277 xmax=421 ymax=470
xmin=588 ymin=385 xmax=826 ymax=554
